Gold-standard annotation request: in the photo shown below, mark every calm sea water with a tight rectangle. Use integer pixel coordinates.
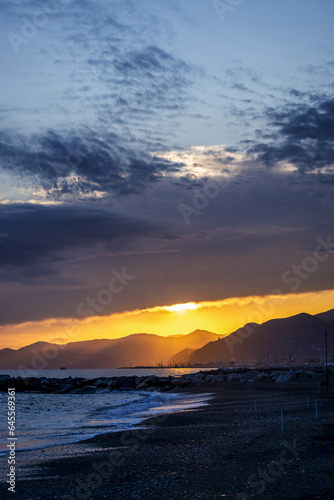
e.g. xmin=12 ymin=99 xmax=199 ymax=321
xmin=0 ymin=367 xmax=211 ymax=379
xmin=0 ymin=370 xmax=212 ymax=457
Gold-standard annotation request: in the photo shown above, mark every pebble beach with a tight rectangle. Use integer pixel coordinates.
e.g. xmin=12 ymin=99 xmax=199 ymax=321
xmin=1 ymin=377 xmax=333 ymax=500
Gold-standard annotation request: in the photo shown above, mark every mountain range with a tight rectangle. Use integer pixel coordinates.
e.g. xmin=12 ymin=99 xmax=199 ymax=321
xmin=0 ymin=329 xmax=220 ymax=370
xmin=0 ymin=309 xmax=332 ymax=370
xmin=188 ymin=310 xmax=334 ymax=366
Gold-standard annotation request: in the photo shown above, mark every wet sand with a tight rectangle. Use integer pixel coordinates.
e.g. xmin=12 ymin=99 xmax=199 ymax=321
xmin=1 ymin=382 xmax=333 ymax=500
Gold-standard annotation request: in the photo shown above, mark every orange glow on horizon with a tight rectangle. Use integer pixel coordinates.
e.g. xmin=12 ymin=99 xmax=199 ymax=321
xmin=1 ymin=289 xmax=333 ymax=350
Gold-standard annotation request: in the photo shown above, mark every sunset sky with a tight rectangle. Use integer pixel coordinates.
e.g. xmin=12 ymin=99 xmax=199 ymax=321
xmin=0 ymin=0 xmax=333 ymax=349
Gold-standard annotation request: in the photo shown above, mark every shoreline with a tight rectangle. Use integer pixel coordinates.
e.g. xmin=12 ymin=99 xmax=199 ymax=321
xmin=0 ymin=389 xmax=213 ymax=459
xmin=1 ymin=382 xmax=333 ymax=499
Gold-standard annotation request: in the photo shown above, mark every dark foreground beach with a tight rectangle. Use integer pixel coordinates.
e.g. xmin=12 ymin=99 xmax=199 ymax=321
xmin=1 ymin=381 xmax=334 ymax=500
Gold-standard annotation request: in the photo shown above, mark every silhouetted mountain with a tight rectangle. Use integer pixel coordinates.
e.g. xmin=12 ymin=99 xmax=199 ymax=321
xmin=1 ymin=310 xmax=332 ymax=369
xmin=0 ymin=331 xmax=219 ymax=370
xmin=189 ymin=312 xmax=334 ymax=365
xmin=169 ymin=348 xmax=194 ymax=366
xmin=316 ymin=308 xmax=334 ymax=323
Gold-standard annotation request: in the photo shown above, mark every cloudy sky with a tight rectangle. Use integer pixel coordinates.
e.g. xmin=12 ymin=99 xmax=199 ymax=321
xmin=0 ymin=0 xmax=333 ymax=348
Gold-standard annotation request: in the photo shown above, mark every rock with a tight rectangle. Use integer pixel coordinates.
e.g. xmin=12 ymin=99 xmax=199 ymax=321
xmin=275 ymin=371 xmax=295 ymax=383
xmin=160 ymin=385 xmax=172 ymax=392
xmin=80 ymin=378 xmax=100 ymax=387
xmin=243 ymin=371 xmax=259 ymax=379
xmin=227 ymin=373 xmax=242 ymax=382
xmin=95 ymin=388 xmax=110 ymax=394
xmin=156 ymin=377 xmax=172 ymax=387
xmin=144 ymin=375 xmax=159 ymax=386
xmin=118 ymin=377 xmax=135 ymax=390
xmin=135 ymin=382 xmax=148 ymax=391
xmin=80 ymin=385 xmax=97 ymax=394
xmin=108 ymin=379 xmax=118 ymax=390
xmin=194 ymin=378 xmax=206 ymax=384
xmin=57 ymin=384 xmax=75 ymax=394
xmin=95 ymin=379 xmax=108 ymax=388
xmin=177 ymin=378 xmax=191 ymax=387
xmin=70 ymin=388 xmax=82 ymax=394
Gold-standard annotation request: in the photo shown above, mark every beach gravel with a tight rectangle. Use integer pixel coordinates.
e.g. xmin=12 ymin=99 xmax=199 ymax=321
xmin=0 ymin=382 xmax=333 ymax=499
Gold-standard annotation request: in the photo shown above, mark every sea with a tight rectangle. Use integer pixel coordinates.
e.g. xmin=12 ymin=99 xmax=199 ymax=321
xmin=0 ymin=368 xmax=212 ymax=457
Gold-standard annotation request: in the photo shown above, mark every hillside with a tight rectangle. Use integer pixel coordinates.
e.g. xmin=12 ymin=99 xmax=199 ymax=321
xmin=1 ymin=310 xmax=333 ymax=370
xmin=169 ymin=348 xmax=195 ymax=366
xmin=189 ymin=312 xmax=334 ymax=365
xmin=316 ymin=308 xmax=334 ymax=323
xmin=0 ymin=330 xmax=220 ymax=370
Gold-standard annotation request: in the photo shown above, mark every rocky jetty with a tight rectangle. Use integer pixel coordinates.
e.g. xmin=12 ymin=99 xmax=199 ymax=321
xmin=0 ymin=367 xmax=329 ymax=394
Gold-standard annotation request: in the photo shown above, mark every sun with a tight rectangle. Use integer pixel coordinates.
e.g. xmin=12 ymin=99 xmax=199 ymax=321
xmin=163 ymin=302 xmax=199 ymax=313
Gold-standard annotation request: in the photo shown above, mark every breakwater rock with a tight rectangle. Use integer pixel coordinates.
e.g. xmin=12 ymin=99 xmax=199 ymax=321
xmin=0 ymin=367 xmax=329 ymax=394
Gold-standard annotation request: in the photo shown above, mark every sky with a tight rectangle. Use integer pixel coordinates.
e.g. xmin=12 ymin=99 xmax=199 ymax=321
xmin=0 ymin=0 xmax=333 ymax=349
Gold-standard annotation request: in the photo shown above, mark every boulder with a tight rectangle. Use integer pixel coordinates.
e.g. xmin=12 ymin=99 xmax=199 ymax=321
xmin=160 ymin=385 xmax=172 ymax=392
xmin=95 ymin=379 xmax=108 ymax=388
xmin=144 ymin=375 xmax=159 ymax=386
xmin=156 ymin=377 xmax=172 ymax=387
xmin=57 ymin=383 xmax=75 ymax=394
xmin=70 ymin=388 xmax=82 ymax=394
xmin=227 ymin=373 xmax=242 ymax=382
xmin=95 ymin=388 xmax=110 ymax=394
xmin=80 ymin=385 xmax=97 ymax=394
xmin=243 ymin=371 xmax=259 ymax=379
xmin=194 ymin=378 xmax=206 ymax=384
xmin=275 ymin=371 xmax=295 ymax=384
xmin=108 ymin=379 xmax=118 ymax=390
xmin=135 ymin=382 xmax=148 ymax=391
xmin=118 ymin=377 xmax=135 ymax=390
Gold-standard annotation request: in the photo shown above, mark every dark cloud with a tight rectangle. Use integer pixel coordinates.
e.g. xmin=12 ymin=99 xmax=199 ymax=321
xmin=0 ymin=129 xmax=183 ymax=198
xmin=0 ymin=162 xmax=333 ymax=324
xmin=249 ymin=97 xmax=334 ymax=176
xmin=0 ymin=203 xmax=155 ymax=272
